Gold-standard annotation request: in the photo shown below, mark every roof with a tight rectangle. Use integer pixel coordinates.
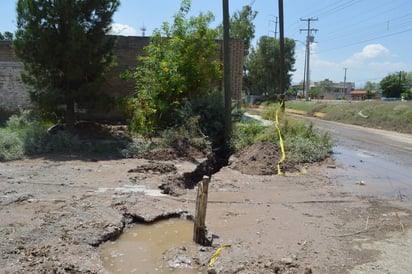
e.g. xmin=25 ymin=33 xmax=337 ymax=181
xmin=350 ymin=90 xmax=376 ymax=95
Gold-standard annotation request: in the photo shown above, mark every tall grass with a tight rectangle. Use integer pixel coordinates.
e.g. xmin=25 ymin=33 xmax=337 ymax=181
xmin=0 ymin=111 xmax=123 ymax=161
xmin=324 ymin=101 xmax=412 ymax=133
xmin=0 ymin=129 xmax=24 ymax=161
xmin=284 ymin=100 xmax=412 ymax=134
xmin=233 ymin=106 xmax=332 ymax=163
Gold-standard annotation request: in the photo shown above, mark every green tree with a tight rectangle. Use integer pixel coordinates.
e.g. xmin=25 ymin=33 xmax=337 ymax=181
xmin=216 ymin=5 xmax=257 ymax=52
xmin=400 ymin=71 xmax=412 ymax=100
xmin=13 ymin=0 xmax=119 ymax=123
xmin=244 ymin=36 xmax=295 ymax=97
xmin=313 ymin=79 xmax=334 ymax=98
xmin=0 ymin=31 xmax=14 ymax=40
xmin=364 ymin=81 xmax=379 ymax=92
xmin=380 ymin=71 xmax=407 ymax=98
xmin=126 ymin=0 xmax=221 ymax=136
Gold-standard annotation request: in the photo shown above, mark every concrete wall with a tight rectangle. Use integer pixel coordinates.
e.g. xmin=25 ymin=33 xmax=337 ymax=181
xmin=0 ymin=36 xmax=244 ymax=118
xmin=0 ymin=62 xmax=31 ymax=111
xmin=0 ymin=42 xmax=31 ymax=112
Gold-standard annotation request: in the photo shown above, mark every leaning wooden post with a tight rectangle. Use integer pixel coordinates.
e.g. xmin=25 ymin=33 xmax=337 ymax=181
xmin=193 ymin=175 xmax=212 ymax=246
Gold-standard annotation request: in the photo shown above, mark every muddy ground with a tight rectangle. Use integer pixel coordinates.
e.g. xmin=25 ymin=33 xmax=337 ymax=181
xmin=1 ymin=139 xmax=412 ymax=273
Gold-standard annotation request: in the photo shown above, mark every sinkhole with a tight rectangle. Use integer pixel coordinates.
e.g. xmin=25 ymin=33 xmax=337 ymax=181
xmin=101 ymin=218 xmax=208 ymax=273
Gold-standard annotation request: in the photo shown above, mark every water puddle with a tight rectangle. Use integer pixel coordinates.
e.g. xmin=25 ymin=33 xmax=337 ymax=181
xmin=101 ymin=219 xmax=206 ymax=273
xmin=331 ymin=145 xmax=412 ymax=204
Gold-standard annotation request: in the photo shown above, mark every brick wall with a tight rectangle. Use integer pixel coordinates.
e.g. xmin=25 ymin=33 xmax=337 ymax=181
xmin=0 ymin=36 xmax=244 ymax=118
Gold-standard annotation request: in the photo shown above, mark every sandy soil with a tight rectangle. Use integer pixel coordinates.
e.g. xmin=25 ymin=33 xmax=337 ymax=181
xmin=1 ymin=141 xmax=411 ymax=273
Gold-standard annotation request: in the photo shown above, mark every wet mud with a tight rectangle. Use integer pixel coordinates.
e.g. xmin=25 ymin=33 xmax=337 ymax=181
xmin=1 ymin=140 xmax=412 ymax=273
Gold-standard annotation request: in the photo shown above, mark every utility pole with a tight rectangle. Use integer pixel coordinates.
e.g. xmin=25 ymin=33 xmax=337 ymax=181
xmin=140 ymin=24 xmax=146 ymax=37
xmin=223 ymin=0 xmax=231 ymax=146
xmin=300 ymin=17 xmax=318 ymax=101
xmin=343 ymin=68 xmax=347 ymax=98
xmin=274 ymin=16 xmax=278 ymax=40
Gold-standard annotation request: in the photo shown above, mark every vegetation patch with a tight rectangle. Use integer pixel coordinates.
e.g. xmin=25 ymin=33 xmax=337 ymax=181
xmin=232 ymin=106 xmax=332 ymax=168
xmin=0 ymin=111 xmax=131 ymax=161
xmin=323 ymin=101 xmax=412 ymax=133
xmin=280 ymin=100 xmax=412 ymax=134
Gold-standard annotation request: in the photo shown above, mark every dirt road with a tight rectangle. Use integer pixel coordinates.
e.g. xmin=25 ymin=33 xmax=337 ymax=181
xmin=1 ymin=148 xmax=411 ymax=273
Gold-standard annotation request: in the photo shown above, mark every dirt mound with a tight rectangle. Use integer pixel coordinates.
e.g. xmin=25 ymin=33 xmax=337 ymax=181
xmin=139 ymin=138 xmax=209 ymax=162
xmin=128 ymin=162 xmax=177 ymax=174
xmin=230 ymin=141 xmax=297 ymax=175
xmin=48 ymin=121 xmax=131 ymax=142
xmin=140 ymin=147 xmax=179 ymax=161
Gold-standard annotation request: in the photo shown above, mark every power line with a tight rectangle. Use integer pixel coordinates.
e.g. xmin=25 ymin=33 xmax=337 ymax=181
xmin=318 ymin=27 xmax=412 ymax=54
xmin=295 ymin=1 xmax=412 ymax=54
xmin=300 ymin=0 xmax=361 ymax=20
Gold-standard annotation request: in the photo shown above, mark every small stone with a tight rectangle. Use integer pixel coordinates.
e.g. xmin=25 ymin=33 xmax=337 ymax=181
xmin=304 ymin=267 xmax=313 ymax=274
xmin=280 ymin=257 xmax=293 ymax=264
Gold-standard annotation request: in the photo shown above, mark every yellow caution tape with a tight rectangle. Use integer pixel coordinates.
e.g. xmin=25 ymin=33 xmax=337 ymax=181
xmin=209 ymin=244 xmax=231 ymax=268
xmin=275 ymin=109 xmax=286 ymax=175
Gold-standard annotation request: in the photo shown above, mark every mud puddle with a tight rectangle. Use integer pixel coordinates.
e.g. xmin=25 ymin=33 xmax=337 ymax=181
xmin=102 ymin=218 xmax=206 ymax=273
xmin=331 ymin=145 xmax=412 ymax=204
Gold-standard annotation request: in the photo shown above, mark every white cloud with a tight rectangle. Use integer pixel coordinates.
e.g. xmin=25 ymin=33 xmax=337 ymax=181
xmin=344 ymin=44 xmax=389 ymax=67
xmin=292 ymin=43 xmax=406 ymax=87
xmin=368 ymin=61 xmax=407 ymax=71
xmin=109 ymin=23 xmax=137 ymax=36
xmin=357 ymin=44 xmax=389 ymax=59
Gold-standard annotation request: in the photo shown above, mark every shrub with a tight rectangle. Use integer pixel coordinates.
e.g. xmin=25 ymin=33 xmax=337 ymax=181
xmin=0 ymin=110 xmax=124 ymax=161
xmin=125 ymin=1 xmax=221 ymax=136
xmin=0 ymin=129 xmax=24 ymax=161
xmin=286 ymin=135 xmax=332 ymax=163
xmin=189 ymin=89 xmax=225 ymax=145
xmin=232 ymin=107 xmax=332 ymax=163
xmin=161 ymin=115 xmax=212 ymax=152
xmin=120 ymin=137 xmax=158 ymax=158
xmin=231 ymin=121 xmax=265 ymax=150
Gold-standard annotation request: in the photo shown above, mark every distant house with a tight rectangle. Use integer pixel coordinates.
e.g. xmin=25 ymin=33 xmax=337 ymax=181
xmin=350 ymin=89 xmax=377 ymax=100
xmin=312 ymin=79 xmax=355 ymax=99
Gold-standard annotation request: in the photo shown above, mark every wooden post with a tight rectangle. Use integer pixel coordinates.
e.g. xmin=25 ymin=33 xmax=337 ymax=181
xmin=193 ymin=175 xmax=212 ymax=246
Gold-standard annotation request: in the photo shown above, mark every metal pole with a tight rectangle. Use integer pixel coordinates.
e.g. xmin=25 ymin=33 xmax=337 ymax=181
xmin=305 ymin=26 xmax=310 ymax=100
xmin=302 ymin=48 xmax=306 ymax=100
xmin=300 ymin=18 xmax=318 ymax=101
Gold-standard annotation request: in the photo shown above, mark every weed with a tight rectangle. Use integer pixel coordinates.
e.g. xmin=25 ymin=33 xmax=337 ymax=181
xmin=232 ymin=121 xmax=266 ymax=150
xmin=323 ymin=101 xmax=412 ymax=133
xmin=232 ymin=111 xmax=332 ymax=163
xmin=0 ymin=129 xmax=24 ymax=161
xmin=120 ymin=137 xmax=158 ymax=158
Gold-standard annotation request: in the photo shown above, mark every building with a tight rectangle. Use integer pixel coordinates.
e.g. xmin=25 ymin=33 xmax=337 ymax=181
xmin=350 ymin=89 xmax=378 ymax=100
xmin=0 ymin=36 xmax=245 ymax=120
xmin=312 ymin=79 xmax=355 ymax=99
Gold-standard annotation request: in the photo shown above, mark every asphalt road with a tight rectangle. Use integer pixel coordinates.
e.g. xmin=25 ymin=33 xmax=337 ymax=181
xmin=301 ymin=116 xmax=412 ymax=203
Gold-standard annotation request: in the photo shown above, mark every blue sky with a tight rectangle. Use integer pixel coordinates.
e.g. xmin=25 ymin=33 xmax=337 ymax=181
xmin=1 ymin=0 xmax=412 ymax=88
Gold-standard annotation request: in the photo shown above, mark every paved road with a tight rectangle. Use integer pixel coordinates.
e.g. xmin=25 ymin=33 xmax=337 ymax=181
xmin=301 ymin=116 xmax=412 ymax=203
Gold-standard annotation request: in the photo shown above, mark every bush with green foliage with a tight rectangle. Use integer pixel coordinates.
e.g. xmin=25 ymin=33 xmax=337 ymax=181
xmin=232 ymin=106 xmax=332 ymax=163
xmin=0 ymin=110 xmax=41 ymax=160
xmin=125 ymin=0 xmax=221 ymax=136
xmin=401 ymin=89 xmax=412 ymax=100
xmin=0 ymin=111 xmax=125 ymax=161
xmin=0 ymin=129 xmax=24 ymax=161
xmin=231 ymin=121 xmax=265 ymax=151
